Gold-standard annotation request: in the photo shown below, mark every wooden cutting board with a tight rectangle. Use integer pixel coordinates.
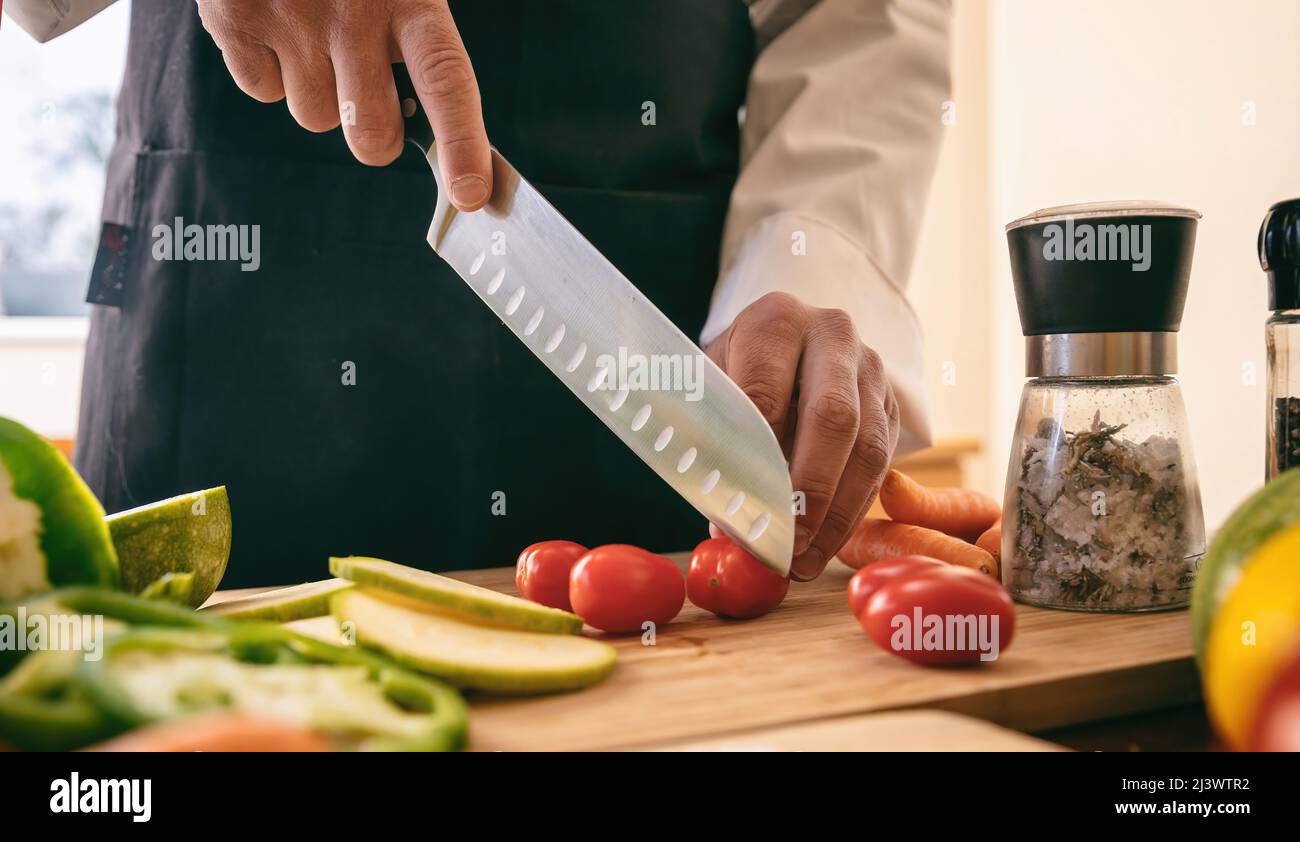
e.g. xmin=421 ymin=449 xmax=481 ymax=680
xmin=652 ymin=710 xmax=1066 ymax=752
xmin=454 ymin=556 xmax=1199 ymax=751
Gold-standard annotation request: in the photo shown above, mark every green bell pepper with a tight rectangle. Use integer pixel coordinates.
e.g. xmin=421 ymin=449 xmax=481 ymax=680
xmin=0 ymin=648 xmax=117 ymax=751
xmin=80 ymin=625 xmax=467 ymax=751
xmin=2 ymin=588 xmax=467 ymax=751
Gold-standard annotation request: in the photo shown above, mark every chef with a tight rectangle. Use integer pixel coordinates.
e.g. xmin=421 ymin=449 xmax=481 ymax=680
xmin=6 ymin=0 xmax=950 ymax=586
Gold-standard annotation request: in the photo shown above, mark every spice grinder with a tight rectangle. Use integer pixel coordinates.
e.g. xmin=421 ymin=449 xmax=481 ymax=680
xmin=1260 ymin=197 xmax=1300 ymax=480
xmin=1001 ymin=201 xmax=1206 ymax=612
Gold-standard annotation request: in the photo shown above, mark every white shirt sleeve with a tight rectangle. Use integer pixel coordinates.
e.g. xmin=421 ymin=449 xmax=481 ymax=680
xmin=3 ymin=0 xmax=118 ymax=42
xmin=705 ymin=0 xmax=953 ymax=456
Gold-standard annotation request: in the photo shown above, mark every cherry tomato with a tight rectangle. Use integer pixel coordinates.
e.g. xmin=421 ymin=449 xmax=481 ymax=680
xmin=859 ymin=567 xmax=1016 ymax=666
xmin=569 ymin=545 xmax=685 ymax=633
xmin=1247 ymin=645 xmax=1300 ymax=752
xmin=516 ymin=540 xmax=588 ymax=612
xmin=847 ymin=555 xmax=947 ymax=617
xmin=687 ymin=536 xmax=789 ymax=619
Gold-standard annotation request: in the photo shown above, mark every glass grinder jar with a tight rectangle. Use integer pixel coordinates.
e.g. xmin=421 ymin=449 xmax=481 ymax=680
xmin=1001 ymin=201 xmax=1207 ymax=612
xmin=1260 ymin=198 xmax=1300 ymax=480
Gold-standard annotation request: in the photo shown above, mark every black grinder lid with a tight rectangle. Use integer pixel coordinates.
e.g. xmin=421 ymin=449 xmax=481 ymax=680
xmin=1006 ymin=200 xmax=1200 ymax=336
xmin=1259 ymin=198 xmax=1300 ymax=311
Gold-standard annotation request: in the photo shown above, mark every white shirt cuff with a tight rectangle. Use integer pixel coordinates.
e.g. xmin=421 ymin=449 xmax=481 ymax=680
xmin=4 ymin=0 xmax=117 ymax=42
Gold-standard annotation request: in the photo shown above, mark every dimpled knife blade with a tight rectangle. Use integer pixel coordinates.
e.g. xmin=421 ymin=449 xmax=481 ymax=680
xmin=419 ymin=143 xmax=793 ymax=575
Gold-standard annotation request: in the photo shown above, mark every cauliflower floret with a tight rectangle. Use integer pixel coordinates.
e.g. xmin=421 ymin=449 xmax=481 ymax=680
xmin=0 ymin=461 xmax=48 ymax=600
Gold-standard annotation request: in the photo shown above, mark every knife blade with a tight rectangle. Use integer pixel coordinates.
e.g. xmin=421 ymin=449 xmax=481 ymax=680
xmin=396 ymin=79 xmax=793 ymax=575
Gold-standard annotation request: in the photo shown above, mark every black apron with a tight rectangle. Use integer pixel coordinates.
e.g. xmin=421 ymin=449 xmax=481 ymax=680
xmin=77 ymin=1 xmax=755 ymax=587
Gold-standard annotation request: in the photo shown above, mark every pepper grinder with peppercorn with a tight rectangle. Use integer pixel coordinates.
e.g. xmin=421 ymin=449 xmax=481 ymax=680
xmin=1261 ymin=198 xmax=1300 ymax=480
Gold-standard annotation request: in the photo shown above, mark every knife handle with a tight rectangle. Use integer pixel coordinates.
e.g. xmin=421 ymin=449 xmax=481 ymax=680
xmin=393 ymin=62 xmax=456 ymax=247
xmin=393 ymin=63 xmax=435 ymax=155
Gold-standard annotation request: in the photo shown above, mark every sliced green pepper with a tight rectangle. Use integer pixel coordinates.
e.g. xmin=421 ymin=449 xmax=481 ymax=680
xmin=4 ymin=588 xmax=467 ymax=750
xmin=2 ymin=587 xmax=224 ymax=678
xmin=80 ymin=626 xmax=467 ymax=751
xmin=280 ymin=627 xmax=469 ymax=750
xmin=0 ymin=648 xmax=117 ymax=750
xmin=53 ymin=586 xmax=233 ymax=631
xmin=0 ymin=592 xmax=128 ymax=748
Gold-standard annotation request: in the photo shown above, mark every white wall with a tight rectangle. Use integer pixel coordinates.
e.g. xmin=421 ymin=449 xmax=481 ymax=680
xmin=1 ymin=3 xmax=129 ymax=440
xmin=910 ymin=0 xmax=1300 ymax=528
xmin=909 ymin=0 xmax=994 ymax=492
xmin=0 ymin=319 xmax=87 ymax=439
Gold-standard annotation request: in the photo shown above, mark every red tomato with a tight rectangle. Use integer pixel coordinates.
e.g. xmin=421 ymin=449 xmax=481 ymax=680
xmin=1247 ymin=646 xmax=1300 ymax=752
xmin=687 ymin=536 xmax=789 ymax=619
xmin=847 ymin=555 xmax=947 ymax=617
xmin=516 ymin=540 xmax=588 ymax=612
xmin=858 ymin=567 xmax=1015 ymax=666
xmin=569 ymin=545 xmax=685 ymax=633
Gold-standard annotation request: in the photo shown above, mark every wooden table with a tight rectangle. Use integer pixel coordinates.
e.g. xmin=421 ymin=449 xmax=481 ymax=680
xmin=448 ymin=557 xmax=1200 ymax=751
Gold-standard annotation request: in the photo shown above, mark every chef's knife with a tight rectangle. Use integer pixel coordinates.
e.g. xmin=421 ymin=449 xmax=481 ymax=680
xmin=395 ymin=70 xmax=793 ymax=575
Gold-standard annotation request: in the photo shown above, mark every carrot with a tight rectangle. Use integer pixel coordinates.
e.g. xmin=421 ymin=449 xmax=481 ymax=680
xmin=85 ymin=713 xmax=333 ymax=753
xmin=878 ymin=469 xmax=1001 ymax=541
xmin=838 ymin=518 xmax=998 ymax=578
xmin=976 ymin=520 xmax=1002 ymax=564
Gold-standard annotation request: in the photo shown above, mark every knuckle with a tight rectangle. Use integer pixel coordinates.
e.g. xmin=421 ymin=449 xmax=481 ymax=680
xmin=859 ymin=345 xmax=885 ymax=380
xmin=809 ymin=390 xmax=860 ymax=439
xmin=413 ymin=46 xmax=474 ymax=100
xmin=814 ymin=308 xmax=857 ymax=340
xmin=229 ymin=58 xmax=283 ymax=102
xmin=754 ymin=290 xmax=802 ymax=313
xmin=200 ymin=0 xmax=262 ymax=48
xmin=796 ymin=474 xmax=839 ymax=507
xmin=199 ymin=2 xmax=287 ymax=102
xmin=853 ymin=424 xmax=894 ymax=476
xmin=289 ymin=92 xmax=339 ymax=132
xmin=348 ymin=124 xmax=402 ymax=163
xmin=746 ymin=292 xmax=808 ymax=338
xmin=227 ymin=56 xmax=272 ymax=97
xmin=817 ymin=507 xmax=859 ymax=549
xmin=430 ymin=117 xmax=482 ymax=151
xmin=742 ymin=376 xmax=790 ymax=427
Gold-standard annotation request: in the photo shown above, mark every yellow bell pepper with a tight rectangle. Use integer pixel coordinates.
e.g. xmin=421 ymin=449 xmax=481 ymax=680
xmin=1204 ymin=521 xmax=1300 ymax=749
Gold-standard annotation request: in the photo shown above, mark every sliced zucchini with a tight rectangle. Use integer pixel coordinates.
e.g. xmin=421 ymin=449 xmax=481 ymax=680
xmin=333 ymin=588 xmax=616 ymax=695
xmin=204 ymin=579 xmax=354 ymax=622
xmin=330 ymin=556 xmax=582 ymax=634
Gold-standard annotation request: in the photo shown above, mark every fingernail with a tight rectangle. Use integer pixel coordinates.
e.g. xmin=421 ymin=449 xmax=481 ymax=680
xmin=793 ymin=526 xmax=812 ymax=555
xmin=790 ymin=548 xmax=826 ymax=582
xmin=450 ymin=174 xmax=489 ymax=207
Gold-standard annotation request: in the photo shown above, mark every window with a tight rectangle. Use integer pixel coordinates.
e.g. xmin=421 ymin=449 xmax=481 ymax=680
xmin=0 ymin=1 xmax=129 ymax=317
xmin=0 ymin=2 xmax=128 ymax=442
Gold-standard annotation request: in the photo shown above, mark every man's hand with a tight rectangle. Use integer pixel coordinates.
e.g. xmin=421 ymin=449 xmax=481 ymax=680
xmin=196 ymin=0 xmax=492 ymax=210
xmin=706 ymin=292 xmax=901 ymax=581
